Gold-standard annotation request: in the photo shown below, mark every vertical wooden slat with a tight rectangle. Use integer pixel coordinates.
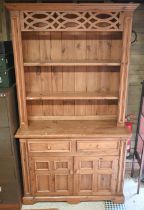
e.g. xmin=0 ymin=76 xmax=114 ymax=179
xmin=117 ymin=140 xmax=127 ymax=193
xmin=51 ymin=32 xmax=63 ymax=116
xmin=75 ymin=32 xmax=86 ymax=116
xmin=118 ymin=12 xmax=133 ymax=126
xmin=40 ymin=32 xmax=52 ymax=116
xmin=86 ymin=32 xmax=99 ymax=116
xmin=62 ymin=32 xmax=75 ymax=116
xmin=11 ymin=11 xmax=28 ymax=127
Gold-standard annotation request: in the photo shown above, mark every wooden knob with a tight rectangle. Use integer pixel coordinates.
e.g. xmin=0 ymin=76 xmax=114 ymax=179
xmin=47 ymin=145 xmax=51 ymax=150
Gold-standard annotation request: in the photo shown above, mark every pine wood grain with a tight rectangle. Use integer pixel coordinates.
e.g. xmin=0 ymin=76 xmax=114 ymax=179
xmin=15 ymin=120 xmax=130 ymax=139
xmin=8 ymin=3 xmax=138 ymax=204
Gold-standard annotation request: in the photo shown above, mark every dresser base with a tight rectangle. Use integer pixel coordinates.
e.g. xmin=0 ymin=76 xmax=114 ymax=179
xmin=23 ymin=195 xmax=124 ymax=205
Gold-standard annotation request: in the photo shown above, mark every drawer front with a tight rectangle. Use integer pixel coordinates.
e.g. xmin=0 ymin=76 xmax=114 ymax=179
xmin=28 ymin=140 xmax=71 ymax=153
xmin=77 ymin=140 xmax=119 ymax=155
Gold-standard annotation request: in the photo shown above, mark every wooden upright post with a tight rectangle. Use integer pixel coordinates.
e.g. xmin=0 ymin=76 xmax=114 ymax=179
xmin=10 ymin=11 xmax=28 ymax=127
xmin=118 ymin=12 xmax=133 ymax=126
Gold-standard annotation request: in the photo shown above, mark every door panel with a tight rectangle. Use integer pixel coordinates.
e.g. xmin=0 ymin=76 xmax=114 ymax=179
xmin=74 ymin=156 xmax=118 ymax=195
xmin=36 ymin=174 xmax=52 ymax=193
xmin=54 ymin=174 xmax=70 ymax=193
xmin=80 ymin=174 xmax=93 ymax=191
xmin=98 ymin=174 xmax=112 ymax=191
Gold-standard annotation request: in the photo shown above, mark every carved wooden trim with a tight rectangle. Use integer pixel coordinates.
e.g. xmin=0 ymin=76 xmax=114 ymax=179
xmin=118 ymin=12 xmax=133 ymax=126
xmin=10 ymin=11 xmax=28 ymax=127
xmin=20 ymin=11 xmax=123 ymax=31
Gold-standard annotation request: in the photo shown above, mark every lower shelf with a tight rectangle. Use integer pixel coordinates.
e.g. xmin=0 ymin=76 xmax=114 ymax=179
xmin=26 ymin=91 xmax=119 ymax=100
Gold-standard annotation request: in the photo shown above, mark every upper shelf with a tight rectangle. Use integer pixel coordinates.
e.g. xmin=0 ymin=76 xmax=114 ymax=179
xmin=26 ymin=91 xmax=119 ymax=100
xmin=24 ymin=59 xmax=121 ymax=67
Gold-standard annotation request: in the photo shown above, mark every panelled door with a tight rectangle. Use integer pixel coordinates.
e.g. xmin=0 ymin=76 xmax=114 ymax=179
xmin=30 ymin=156 xmax=73 ymax=196
xmin=74 ymin=156 xmax=118 ymax=195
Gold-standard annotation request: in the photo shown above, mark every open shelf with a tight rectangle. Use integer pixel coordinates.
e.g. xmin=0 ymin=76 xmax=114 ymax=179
xmin=26 ymin=91 xmax=119 ymax=100
xmin=24 ymin=59 xmax=121 ymax=67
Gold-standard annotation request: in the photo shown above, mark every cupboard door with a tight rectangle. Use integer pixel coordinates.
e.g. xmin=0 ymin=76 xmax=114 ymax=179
xmin=97 ymin=157 xmax=118 ymax=194
xmin=31 ymin=156 xmax=73 ymax=196
xmin=74 ymin=156 xmax=96 ymax=195
xmin=32 ymin=158 xmax=53 ymax=195
xmin=74 ymin=156 xmax=118 ymax=195
xmin=53 ymin=157 xmax=73 ymax=195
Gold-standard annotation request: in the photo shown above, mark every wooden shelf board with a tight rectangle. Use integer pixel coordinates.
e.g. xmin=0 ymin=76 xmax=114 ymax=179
xmin=24 ymin=60 xmax=120 ymax=67
xmin=26 ymin=92 xmax=119 ymax=100
xmin=28 ymin=115 xmax=117 ymax=121
xmin=15 ymin=119 xmax=131 ymax=139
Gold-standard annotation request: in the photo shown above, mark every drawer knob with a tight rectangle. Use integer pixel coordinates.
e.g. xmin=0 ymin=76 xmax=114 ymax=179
xmin=47 ymin=145 xmax=51 ymax=150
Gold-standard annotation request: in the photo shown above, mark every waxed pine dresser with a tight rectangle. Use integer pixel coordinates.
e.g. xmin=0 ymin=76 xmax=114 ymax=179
xmin=6 ymin=3 xmax=138 ymax=204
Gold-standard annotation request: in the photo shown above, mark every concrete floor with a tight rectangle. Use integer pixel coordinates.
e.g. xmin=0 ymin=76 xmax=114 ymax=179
xmin=22 ymin=177 xmax=144 ymax=210
xmin=124 ymin=177 xmax=144 ymax=210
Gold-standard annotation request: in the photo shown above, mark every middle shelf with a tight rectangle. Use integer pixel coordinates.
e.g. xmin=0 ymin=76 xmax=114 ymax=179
xmin=24 ymin=59 xmax=121 ymax=67
xmin=26 ymin=91 xmax=119 ymax=100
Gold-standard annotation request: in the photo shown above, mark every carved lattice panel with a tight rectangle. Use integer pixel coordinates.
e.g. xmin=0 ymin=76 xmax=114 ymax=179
xmin=20 ymin=11 xmax=123 ymax=31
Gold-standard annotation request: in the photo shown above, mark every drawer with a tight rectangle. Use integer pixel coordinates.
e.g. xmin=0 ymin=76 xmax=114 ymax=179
xmin=77 ymin=140 xmax=119 ymax=154
xmin=28 ymin=140 xmax=71 ymax=153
